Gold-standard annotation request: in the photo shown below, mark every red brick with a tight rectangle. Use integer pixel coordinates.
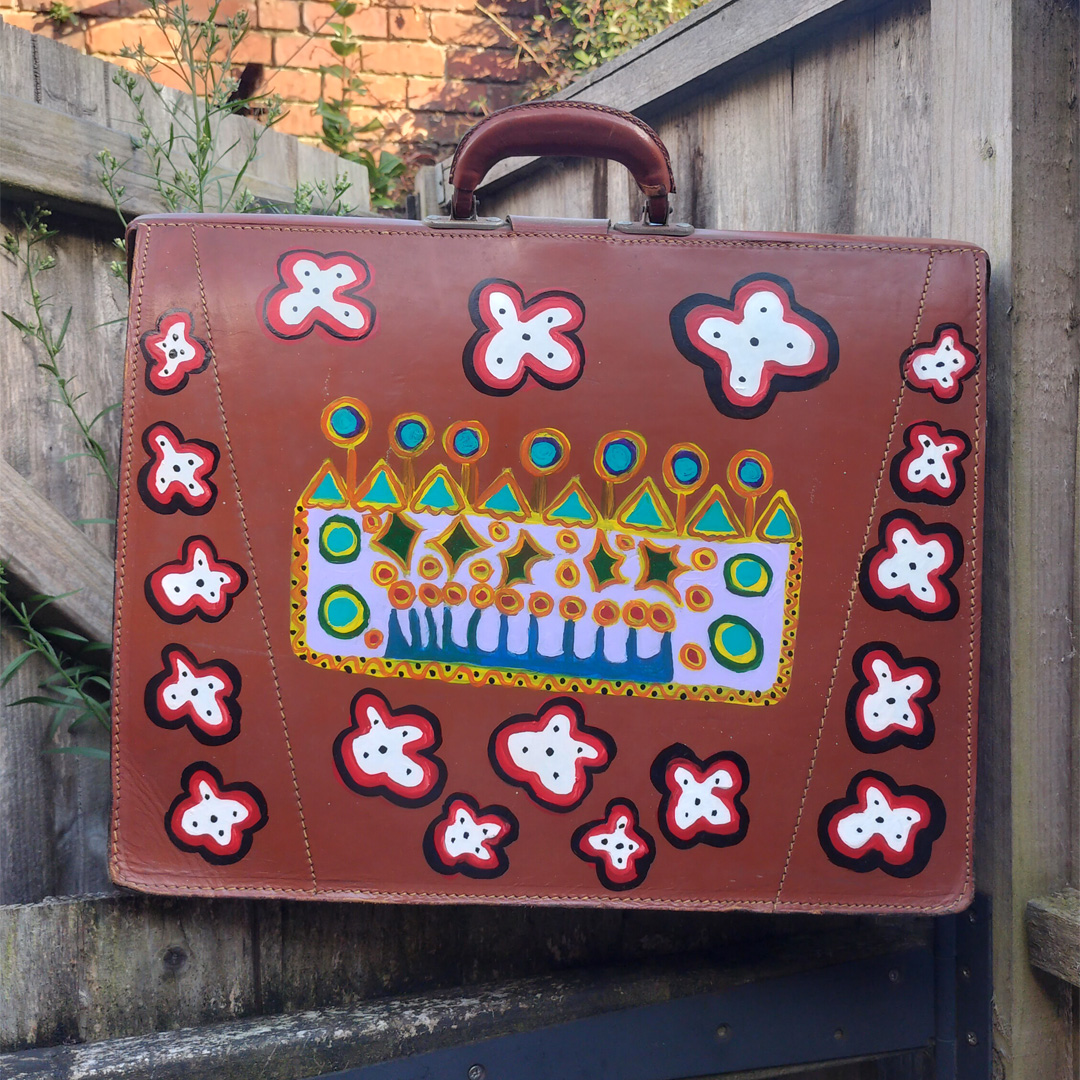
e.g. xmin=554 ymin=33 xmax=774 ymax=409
xmin=265 ymin=65 xmax=322 ymax=99
xmin=182 ymin=0 xmax=256 ymax=24
xmin=256 ymin=0 xmax=300 ymax=29
xmin=406 ymin=76 xmax=513 ymax=112
xmin=397 ymin=107 xmax=467 ymax=150
xmin=301 ymin=0 xmax=385 ymax=36
xmin=143 ymin=61 xmax=195 ymax=91
xmin=444 ymin=45 xmax=522 ymax=81
xmin=276 ymin=102 xmax=324 ymax=136
xmin=272 ymin=31 xmax=338 ymax=67
xmin=86 ymin=19 xmax=175 ymax=56
xmin=223 ymin=31 xmax=273 ymax=63
xmin=1 ymin=10 xmax=38 ymax=28
xmin=361 ymin=38 xmax=441 ymax=76
xmin=387 ymin=6 xmax=425 ymax=39
xmin=358 ymin=72 xmax=406 ymax=105
xmin=428 ymin=11 xmax=523 ymax=46
xmin=77 ymin=0 xmax=146 ymax=16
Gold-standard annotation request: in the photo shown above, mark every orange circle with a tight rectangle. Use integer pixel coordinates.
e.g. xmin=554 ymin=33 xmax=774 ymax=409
xmin=686 ymin=584 xmax=713 ymax=612
xmin=680 ymin=643 xmax=707 ymax=671
xmin=495 ymin=588 xmax=524 ymax=616
xmin=559 ymin=596 xmax=586 ymax=621
xmin=444 ymin=581 xmax=467 ymax=605
xmin=418 ymin=554 xmax=443 ymax=580
xmin=615 ymin=534 xmax=635 ymax=551
xmin=594 ymin=599 xmax=620 ymax=627
xmin=556 ymin=560 xmax=581 ymax=587
xmin=469 ymin=560 xmax=494 ymax=582
xmin=691 ymin=547 xmax=718 ymax=571
xmin=362 ymin=513 xmax=382 ymax=533
xmin=418 ymin=582 xmax=442 ymax=607
xmin=372 ymin=561 xmax=398 ymax=587
xmin=556 ymin=530 xmax=579 ymax=552
xmin=622 ymin=600 xmax=649 ymax=628
xmin=470 ymin=583 xmax=495 ymax=608
xmin=488 ymin=521 xmax=510 ymax=541
xmin=648 ymin=603 xmax=676 ymax=633
xmin=529 ymin=591 xmax=554 ymax=617
xmin=363 ymin=628 xmax=384 ymax=650
xmin=388 ymin=581 xmax=416 ymax=609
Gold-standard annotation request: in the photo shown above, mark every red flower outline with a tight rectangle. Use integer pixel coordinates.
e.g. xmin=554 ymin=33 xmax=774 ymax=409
xmin=137 ymin=422 xmax=219 ymax=515
xmin=165 ymin=762 xmax=267 ymax=864
xmin=890 ymin=421 xmax=971 ymax=506
xmin=488 ymin=696 xmax=614 ymax=812
xmin=139 ymin=309 xmax=210 ymax=394
xmin=818 ymin=771 xmax=945 ymax=878
xmin=262 ymin=249 xmax=375 ymax=341
xmin=571 ymin=798 xmax=655 ymax=891
xmin=859 ymin=510 xmax=963 ymax=620
xmin=462 ymin=278 xmax=586 ymax=395
xmin=845 ymin=642 xmax=939 ymax=753
xmin=670 ymin=273 xmax=839 ymax=419
xmin=650 ymin=744 xmax=749 ymax=849
xmin=333 ymin=687 xmax=446 ymax=807
xmin=901 ymin=323 xmax=979 ymax=402
xmin=423 ymin=793 xmax=518 ymax=878
xmin=145 ymin=535 xmax=247 ymax=623
xmin=145 ymin=644 xmax=242 ymax=745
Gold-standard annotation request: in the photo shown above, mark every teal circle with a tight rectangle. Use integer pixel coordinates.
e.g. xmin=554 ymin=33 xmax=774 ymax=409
xmin=737 ymin=458 xmax=765 ymax=487
xmin=331 ymin=406 xmax=363 ymax=438
xmin=735 ymin=561 xmax=759 ymax=587
xmin=723 ymin=553 xmax=772 ymax=597
xmin=453 ymin=428 xmax=481 ymax=457
xmin=602 ymin=440 xmax=636 ymax=476
xmin=672 ymin=452 xmax=701 ymax=484
xmin=530 ymin=437 xmax=560 ymax=468
xmin=722 ymin=622 xmax=754 ymax=655
xmin=398 ymin=420 xmax=426 ymax=450
xmin=319 ymin=515 xmax=361 ymax=564
xmin=328 ymin=597 xmax=356 ymax=624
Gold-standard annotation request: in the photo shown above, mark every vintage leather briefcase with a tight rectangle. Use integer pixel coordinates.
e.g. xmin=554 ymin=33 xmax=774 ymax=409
xmin=111 ymin=102 xmax=987 ymax=912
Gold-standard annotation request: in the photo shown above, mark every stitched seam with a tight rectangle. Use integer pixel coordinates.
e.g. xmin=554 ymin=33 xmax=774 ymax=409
xmin=965 ymin=252 xmax=983 ymax=891
xmin=139 ymin=222 xmax=976 ymax=254
xmin=189 ymin=223 xmax=318 ymax=890
xmin=110 ymin=224 xmax=150 ymax=879
xmin=104 ymin=874 xmax=968 ymax=912
xmin=771 ymin=250 xmax=937 ymax=904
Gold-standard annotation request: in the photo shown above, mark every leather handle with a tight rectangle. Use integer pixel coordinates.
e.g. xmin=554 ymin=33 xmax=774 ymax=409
xmin=448 ymin=101 xmax=676 ymax=224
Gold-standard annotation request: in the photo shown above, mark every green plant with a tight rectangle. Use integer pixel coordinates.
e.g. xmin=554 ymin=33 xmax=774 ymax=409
xmin=46 ymin=1 xmax=78 ymax=27
xmin=291 ymin=175 xmax=358 ymax=216
xmin=0 ymin=569 xmax=111 ymax=759
xmin=2 ymin=206 xmax=119 ymax=490
xmin=314 ymin=0 xmax=405 ymax=209
xmin=98 ymin=0 xmax=285 ymax=231
xmin=481 ymin=0 xmax=706 ymax=97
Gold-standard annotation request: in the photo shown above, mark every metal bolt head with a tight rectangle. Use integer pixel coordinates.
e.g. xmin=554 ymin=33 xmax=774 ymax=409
xmin=966 ymin=1031 xmax=979 ymax=1046
xmin=960 ymin=965 xmax=972 ymax=980
xmin=888 ymin=968 xmax=901 ymax=983
xmin=715 ymin=1023 xmax=731 ymax=1042
xmin=834 ymin=1028 xmax=845 ymax=1041
xmin=467 ymin=1066 xmax=486 ymax=1080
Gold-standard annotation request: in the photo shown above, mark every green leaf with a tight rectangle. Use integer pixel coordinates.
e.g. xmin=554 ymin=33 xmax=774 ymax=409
xmin=0 ymin=651 xmax=34 ymax=684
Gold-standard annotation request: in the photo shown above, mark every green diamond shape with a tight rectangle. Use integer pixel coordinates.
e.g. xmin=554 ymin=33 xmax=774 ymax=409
xmin=375 ymin=512 xmax=420 ymax=567
xmin=502 ymin=533 xmax=550 ymax=586
xmin=437 ymin=519 xmax=485 ymax=569
xmin=586 ymin=537 xmax=622 ymax=588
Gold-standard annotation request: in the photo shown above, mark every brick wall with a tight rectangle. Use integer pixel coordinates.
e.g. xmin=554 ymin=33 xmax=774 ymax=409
xmin=1 ymin=0 xmax=539 ymax=160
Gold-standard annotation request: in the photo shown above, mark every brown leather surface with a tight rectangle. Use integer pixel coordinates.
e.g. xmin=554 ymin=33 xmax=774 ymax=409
xmin=112 ymin=212 xmax=986 ymax=912
xmin=449 ymin=102 xmax=674 ymax=223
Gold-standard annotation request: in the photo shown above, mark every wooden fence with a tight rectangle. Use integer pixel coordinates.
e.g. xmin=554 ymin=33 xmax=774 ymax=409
xmin=2 ymin=0 xmax=1077 ymax=1075
xmin=422 ymin=0 xmax=1080 ymax=1075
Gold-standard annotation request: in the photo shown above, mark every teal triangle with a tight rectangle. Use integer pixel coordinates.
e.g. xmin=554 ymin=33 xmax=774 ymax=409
xmin=550 ymin=490 xmax=592 ymax=523
xmin=764 ymin=507 xmax=792 ymax=538
xmin=366 ymin=471 xmax=399 ymax=507
xmin=417 ymin=476 xmax=457 ymax=510
xmin=482 ymin=483 xmax=523 ymax=515
xmin=625 ymin=492 xmax=663 ymax=529
xmin=697 ymin=500 xmax=736 ymax=535
xmin=313 ymin=472 xmax=346 ymax=503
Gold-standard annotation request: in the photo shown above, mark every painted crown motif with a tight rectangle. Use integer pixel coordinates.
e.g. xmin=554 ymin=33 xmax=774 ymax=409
xmin=290 ymin=398 xmax=801 ymax=705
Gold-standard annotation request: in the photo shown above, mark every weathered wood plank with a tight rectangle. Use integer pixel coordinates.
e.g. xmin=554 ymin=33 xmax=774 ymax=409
xmin=0 ymin=460 xmax=114 ymax=643
xmin=0 ymin=24 xmax=371 ymax=218
xmin=1026 ymin=889 xmax=1080 ymax=987
xmin=434 ymin=0 xmax=894 ymax=201
xmin=0 ymin=925 xmax=931 ymax=1078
